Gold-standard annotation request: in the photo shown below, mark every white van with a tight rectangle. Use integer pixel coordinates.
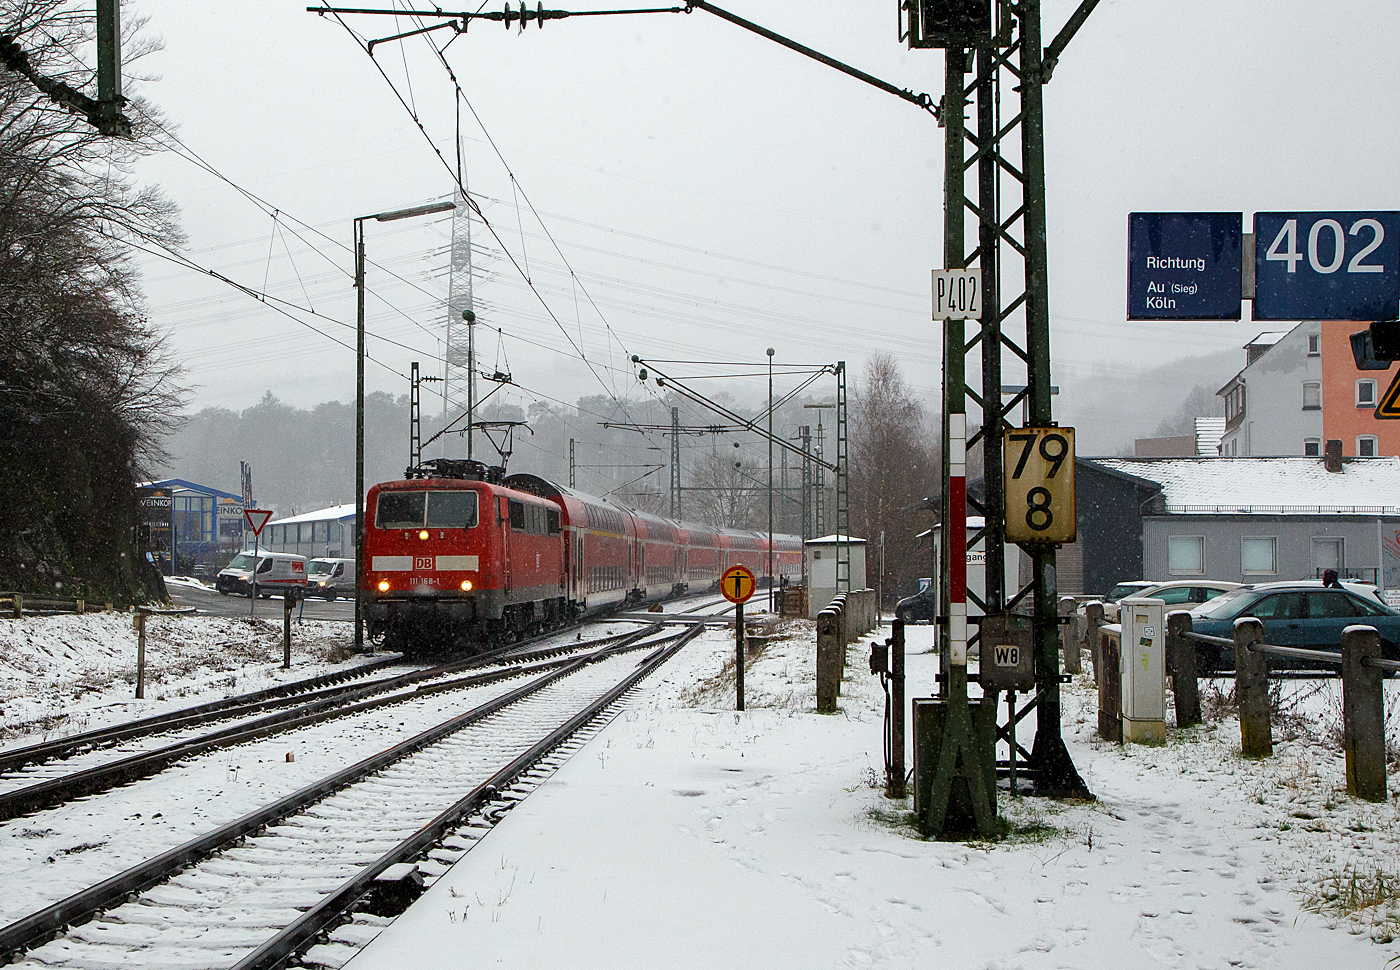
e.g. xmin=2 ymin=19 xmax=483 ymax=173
xmin=306 ymin=558 xmax=355 ymax=600
xmin=216 ymin=551 xmax=308 ymax=599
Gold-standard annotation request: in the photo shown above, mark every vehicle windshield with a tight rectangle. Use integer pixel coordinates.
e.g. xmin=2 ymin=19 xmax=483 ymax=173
xmin=1193 ymin=588 xmax=1257 ymax=620
xmin=307 ymin=561 xmax=334 ymax=577
xmin=376 ymin=490 xmax=479 ymax=530
xmin=226 ymin=553 xmax=257 ymax=570
xmin=1106 ymin=583 xmax=1152 ymax=602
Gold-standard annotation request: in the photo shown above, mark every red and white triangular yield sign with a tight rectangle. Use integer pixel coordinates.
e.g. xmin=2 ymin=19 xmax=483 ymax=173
xmin=243 ymin=508 xmax=273 ymax=536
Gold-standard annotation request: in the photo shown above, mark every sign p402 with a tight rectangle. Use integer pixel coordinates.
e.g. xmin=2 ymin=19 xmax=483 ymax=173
xmin=932 ymin=268 xmax=981 ymax=320
xmin=1003 ymin=427 xmax=1075 ymax=545
xmin=1254 ymin=211 xmax=1400 ymax=321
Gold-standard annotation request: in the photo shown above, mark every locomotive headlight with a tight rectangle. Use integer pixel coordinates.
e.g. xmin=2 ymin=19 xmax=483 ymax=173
xmin=377 ymin=580 xmax=390 ymax=592
xmin=460 ymin=580 xmax=473 ymax=591
xmin=419 ymin=530 xmax=429 ymax=540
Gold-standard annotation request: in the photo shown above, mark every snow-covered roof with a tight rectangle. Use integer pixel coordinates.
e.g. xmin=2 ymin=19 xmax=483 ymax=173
xmin=1246 ymin=331 xmax=1289 ymax=347
xmin=1089 ymin=457 xmax=1400 ymax=514
xmin=269 ymin=503 xmax=357 ymax=525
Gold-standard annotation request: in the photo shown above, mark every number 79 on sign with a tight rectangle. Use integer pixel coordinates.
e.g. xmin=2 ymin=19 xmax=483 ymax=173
xmin=1002 ymin=427 xmax=1076 ymax=544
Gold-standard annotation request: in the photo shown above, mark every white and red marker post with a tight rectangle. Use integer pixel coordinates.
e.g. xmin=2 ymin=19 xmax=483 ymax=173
xmin=947 ymin=413 xmax=967 ymax=667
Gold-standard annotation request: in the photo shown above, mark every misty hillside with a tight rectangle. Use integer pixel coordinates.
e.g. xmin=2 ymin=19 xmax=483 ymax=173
xmin=1057 ymin=346 xmax=1241 ymax=456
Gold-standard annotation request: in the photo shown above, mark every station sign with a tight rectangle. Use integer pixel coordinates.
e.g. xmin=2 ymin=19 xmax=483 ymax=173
xmin=1127 ymin=212 xmax=1242 ymax=320
xmin=1253 ymin=211 xmax=1400 ymax=321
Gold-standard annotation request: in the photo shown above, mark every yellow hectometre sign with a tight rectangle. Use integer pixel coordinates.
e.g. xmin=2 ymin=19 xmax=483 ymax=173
xmin=1003 ymin=426 xmax=1076 ymax=544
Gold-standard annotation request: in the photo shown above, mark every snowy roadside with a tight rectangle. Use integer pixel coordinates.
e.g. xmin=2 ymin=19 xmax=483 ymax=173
xmin=350 ymin=620 xmax=1400 ymax=970
xmin=0 ymin=610 xmax=371 ymax=746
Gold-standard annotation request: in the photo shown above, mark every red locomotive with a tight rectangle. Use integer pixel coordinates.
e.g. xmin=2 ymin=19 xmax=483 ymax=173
xmin=362 ymin=459 xmax=802 ymax=654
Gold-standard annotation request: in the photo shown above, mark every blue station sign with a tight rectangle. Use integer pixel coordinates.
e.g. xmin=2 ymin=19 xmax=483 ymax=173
xmin=1253 ymin=211 xmax=1400 ymax=321
xmin=1127 ymin=212 xmax=1242 ymax=320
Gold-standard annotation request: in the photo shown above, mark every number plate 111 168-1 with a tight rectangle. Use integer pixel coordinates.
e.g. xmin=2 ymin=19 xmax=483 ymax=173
xmin=1002 ymin=427 xmax=1076 ymax=545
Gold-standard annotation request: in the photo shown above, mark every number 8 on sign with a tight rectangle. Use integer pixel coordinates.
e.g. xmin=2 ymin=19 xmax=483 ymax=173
xmin=1002 ymin=427 xmax=1076 ymax=544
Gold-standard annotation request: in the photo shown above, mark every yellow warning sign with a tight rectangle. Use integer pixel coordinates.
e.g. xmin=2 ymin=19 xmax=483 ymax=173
xmin=1376 ymin=370 xmax=1400 ymax=420
xmin=720 ymin=565 xmax=757 ymax=604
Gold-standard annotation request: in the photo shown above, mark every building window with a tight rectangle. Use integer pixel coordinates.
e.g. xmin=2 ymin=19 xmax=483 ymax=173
xmin=1307 ymin=332 xmax=1321 ymax=356
xmin=1358 ymin=379 xmax=1377 ymax=408
xmin=1242 ymin=536 xmax=1277 ymax=575
xmin=1302 ymin=382 xmax=1321 ymax=410
xmin=1311 ymin=537 xmax=1342 ymax=575
xmin=1304 ymin=437 xmax=1321 ymax=457
xmin=1358 ymin=435 xmax=1378 ymax=458
xmin=1168 ymin=536 xmax=1205 ymax=576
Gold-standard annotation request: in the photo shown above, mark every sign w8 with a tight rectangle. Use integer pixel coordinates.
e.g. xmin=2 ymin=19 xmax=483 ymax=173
xmin=1254 ymin=211 xmax=1400 ymax=321
xmin=1002 ymin=427 xmax=1076 ymax=545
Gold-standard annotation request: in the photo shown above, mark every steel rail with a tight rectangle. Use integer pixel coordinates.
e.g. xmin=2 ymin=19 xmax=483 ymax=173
xmin=233 ymin=621 xmax=705 ymax=970
xmin=0 ymin=614 xmax=652 ymax=776
xmin=0 ymin=622 xmax=671 ymax=821
xmin=0 ymin=623 xmax=685 ymax=961
xmin=0 ymin=655 xmax=403 ymax=774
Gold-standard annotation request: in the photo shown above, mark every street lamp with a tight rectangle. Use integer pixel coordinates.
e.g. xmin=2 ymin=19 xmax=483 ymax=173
xmin=354 ymin=199 xmax=456 ymax=649
xmin=767 ymin=347 xmax=775 ymax=612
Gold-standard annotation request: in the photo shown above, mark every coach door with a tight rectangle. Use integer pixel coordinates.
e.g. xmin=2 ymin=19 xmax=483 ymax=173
xmin=499 ymin=496 xmax=512 ymax=594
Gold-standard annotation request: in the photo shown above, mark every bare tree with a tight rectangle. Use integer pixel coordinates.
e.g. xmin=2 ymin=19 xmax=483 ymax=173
xmin=0 ymin=1 xmax=185 ymax=601
xmin=849 ymin=354 xmax=937 ymax=603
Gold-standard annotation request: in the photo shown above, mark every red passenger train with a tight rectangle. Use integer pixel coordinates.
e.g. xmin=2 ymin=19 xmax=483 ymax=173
xmin=362 ymin=459 xmax=802 ymax=654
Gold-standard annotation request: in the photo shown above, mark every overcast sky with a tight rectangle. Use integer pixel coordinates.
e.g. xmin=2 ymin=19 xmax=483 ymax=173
xmin=122 ymin=1 xmax=1400 ymax=455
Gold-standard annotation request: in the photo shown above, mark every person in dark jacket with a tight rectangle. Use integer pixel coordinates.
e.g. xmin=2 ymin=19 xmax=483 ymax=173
xmin=1323 ymin=568 xmax=1341 ymax=588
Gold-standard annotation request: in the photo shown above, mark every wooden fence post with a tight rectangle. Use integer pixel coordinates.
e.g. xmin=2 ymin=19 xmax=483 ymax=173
xmin=816 ymin=609 xmax=839 ymax=713
xmin=1097 ymin=629 xmax=1121 ymax=744
xmin=1059 ymin=596 xmax=1080 ymax=675
xmin=12 ymin=592 xmax=21 ymax=619
xmin=1341 ymin=625 xmax=1386 ymax=802
xmin=1167 ymin=611 xmax=1201 ymax=728
xmin=1233 ymin=618 xmax=1271 ymax=757
xmin=1084 ymin=602 xmax=1104 ymax=685
xmin=135 ymin=610 xmax=147 ymax=700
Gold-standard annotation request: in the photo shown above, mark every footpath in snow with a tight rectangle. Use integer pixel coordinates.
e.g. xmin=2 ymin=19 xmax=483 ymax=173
xmin=351 ymin=620 xmax=1400 ymax=970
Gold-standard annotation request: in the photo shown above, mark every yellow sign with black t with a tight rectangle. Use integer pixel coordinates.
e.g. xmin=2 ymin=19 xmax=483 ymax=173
xmin=1003 ymin=426 xmax=1076 ymax=544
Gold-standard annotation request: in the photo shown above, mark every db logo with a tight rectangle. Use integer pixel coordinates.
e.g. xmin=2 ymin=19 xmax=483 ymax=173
xmin=414 ymin=557 xmax=432 ymax=570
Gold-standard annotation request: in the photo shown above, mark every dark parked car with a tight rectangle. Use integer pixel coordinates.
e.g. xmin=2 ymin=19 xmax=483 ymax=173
xmin=1186 ymin=581 xmax=1400 ymax=672
xmin=895 ymin=584 xmax=936 ymax=624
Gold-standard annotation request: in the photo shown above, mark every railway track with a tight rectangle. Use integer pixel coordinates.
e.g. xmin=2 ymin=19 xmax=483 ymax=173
xmin=0 ymin=616 xmax=671 ymax=821
xmin=0 ymin=620 xmax=704 ymax=969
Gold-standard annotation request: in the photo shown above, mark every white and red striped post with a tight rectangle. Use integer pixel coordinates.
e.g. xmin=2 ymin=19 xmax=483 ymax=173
xmin=948 ymin=413 xmax=967 ymax=667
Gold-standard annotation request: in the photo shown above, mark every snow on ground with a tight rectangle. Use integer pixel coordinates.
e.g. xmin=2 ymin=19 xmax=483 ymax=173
xmin=350 ymin=621 xmax=1400 ymax=970
xmin=3 ymin=610 xmax=1400 ymax=967
xmin=0 ymin=610 xmax=370 ymax=746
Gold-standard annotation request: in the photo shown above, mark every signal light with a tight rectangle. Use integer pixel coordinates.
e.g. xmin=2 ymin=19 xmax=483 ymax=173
xmin=905 ymin=0 xmax=1002 ymax=50
xmin=378 ymin=580 xmax=390 ymax=592
xmin=461 ymin=580 xmax=473 ymax=591
xmin=1352 ymin=322 xmax=1400 ymax=369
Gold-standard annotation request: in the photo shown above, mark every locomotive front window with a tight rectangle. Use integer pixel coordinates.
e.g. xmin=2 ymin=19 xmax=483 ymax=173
xmin=376 ymin=492 xmax=425 ymax=529
xmin=426 ymin=491 xmax=478 ymax=529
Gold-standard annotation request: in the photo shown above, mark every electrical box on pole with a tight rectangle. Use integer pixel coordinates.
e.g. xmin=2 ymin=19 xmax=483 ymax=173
xmin=901 ymin=1 xmax=1010 ymax=50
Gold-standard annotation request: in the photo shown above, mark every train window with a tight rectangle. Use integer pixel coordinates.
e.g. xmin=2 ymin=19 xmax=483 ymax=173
xmin=376 ymin=491 xmax=425 ymax=529
xmin=509 ymin=500 xmax=526 ymax=531
xmin=547 ymin=508 xmax=561 ymax=535
xmin=427 ymin=490 xmax=478 ymax=529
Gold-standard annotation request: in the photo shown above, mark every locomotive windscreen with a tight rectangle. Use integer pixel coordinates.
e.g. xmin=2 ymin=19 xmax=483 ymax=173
xmin=375 ymin=490 xmax=480 ymax=529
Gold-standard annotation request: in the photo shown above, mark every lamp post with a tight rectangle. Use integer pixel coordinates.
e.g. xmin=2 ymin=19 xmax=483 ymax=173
xmin=767 ymin=347 xmax=775 ymax=612
xmin=353 ymin=200 xmax=456 ymax=649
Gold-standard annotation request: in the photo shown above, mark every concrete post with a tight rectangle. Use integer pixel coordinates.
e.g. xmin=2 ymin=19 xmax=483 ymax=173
xmin=1233 ymin=618 xmax=1271 ymax=758
xmin=135 ymin=610 xmax=147 ymax=700
xmin=1166 ymin=610 xmax=1201 ymax=728
xmin=283 ymin=595 xmax=294 ymax=669
xmin=1341 ymin=625 xmax=1386 ymax=802
xmin=816 ymin=609 xmax=839 ymax=713
xmin=1058 ymin=596 xmax=1079 ymax=675
xmin=1084 ymin=602 xmax=1104 ymax=685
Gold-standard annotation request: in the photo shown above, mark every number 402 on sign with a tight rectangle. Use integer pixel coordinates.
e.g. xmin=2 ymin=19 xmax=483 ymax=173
xmin=1003 ymin=427 xmax=1076 ymax=544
